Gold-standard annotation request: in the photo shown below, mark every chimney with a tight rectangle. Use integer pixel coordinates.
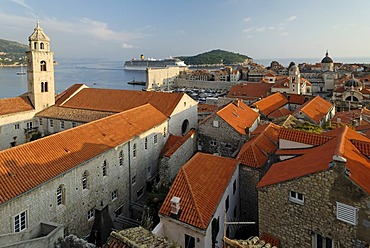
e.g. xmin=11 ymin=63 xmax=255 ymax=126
xmin=170 ymin=196 xmax=181 ymax=215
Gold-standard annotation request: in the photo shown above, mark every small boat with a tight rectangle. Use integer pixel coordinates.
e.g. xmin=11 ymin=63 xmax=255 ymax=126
xmin=127 ymin=78 xmax=146 ymax=86
xmin=16 ymin=64 xmax=26 ymax=75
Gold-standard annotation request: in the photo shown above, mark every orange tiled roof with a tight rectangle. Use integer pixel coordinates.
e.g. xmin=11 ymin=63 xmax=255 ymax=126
xmin=293 ymin=96 xmax=333 ymax=123
xmin=258 ymin=126 xmax=370 ymax=194
xmin=162 ymin=129 xmax=196 ymax=158
xmin=279 ymin=128 xmax=332 ymax=146
xmin=287 ymin=94 xmax=307 ymax=105
xmin=55 ymin=84 xmax=86 ymax=105
xmin=227 ymin=83 xmax=272 ymax=101
xmin=198 ymin=103 xmax=219 ymax=113
xmin=0 ymin=104 xmax=167 ymax=204
xmin=269 ymin=107 xmax=292 ymax=118
xmin=0 ymin=96 xmax=34 ymax=115
xmin=36 ymin=106 xmax=115 ymax=122
xmin=217 ymin=100 xmax=259 ymax=134
xmin=60 ymin=87 xmax=186 ymax=117
xmin=159 ymin=153 xmax=238 ymax=230
xmin=253 ymin=92 xmax=288 ymax=116
xmin=238 ymin=123 xmax=280 ymax=168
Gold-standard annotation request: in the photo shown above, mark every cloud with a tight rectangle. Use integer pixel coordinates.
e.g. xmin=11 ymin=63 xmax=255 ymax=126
xmin=286 ymin=16 xmax=297 ymax=22
xmin=255 ymin=26 xmax=266 ymax=32
xmin=243 ymin=17 xmax=252 ymax=22
xmin=243 ymin=27 xmax=254 ymax=33
xmin=122 ymin=43 xmax=134 ymax=49
xmin=10 ymin=0 xmax=33 ymax=11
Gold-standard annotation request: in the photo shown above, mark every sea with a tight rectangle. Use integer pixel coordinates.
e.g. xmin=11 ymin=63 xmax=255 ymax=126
xmin=0 ymin=58 xmax=146 ymax=99
xmin=1 ymin=56 xmax=370 ymax=99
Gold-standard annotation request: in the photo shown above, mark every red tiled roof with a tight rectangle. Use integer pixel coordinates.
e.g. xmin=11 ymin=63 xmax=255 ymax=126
xmin=162 ymin=129 xmax=196 ymax=158
xmin=253 ymin=92 xmax=288 ymax=116
xmin=159 ymin=153 xmax=238 ymax=230
xmin=227 ymin=83 xmax=272 ymax=101
xmin=238 ymin=123 xmax=280 ymax=168
xmin=0 ymin=104 xmax=167 ymax=204
xmin=0 ymin=96 xmax=34 ymax=115
xmin=198 ymin=103 xmax=219 ymax=113
xmin=217 ymin=100 xmax=259 ymax=134
xmin=55 ymin=84 xmax=86 ymax=105
xmin=279 ymin=128 xmax=332 ymax=146
xmin=60 ymin=87 xmax=187 ymax=117
xmin=258 ymin=126 xmax=370 ymax=194
xmin=293 ymin=96 xmax=333 ymax=123
xmin=287 ymin=94 xmax=307 ymax=105
xmin=269 ymin=107 xmax=292 ymax=118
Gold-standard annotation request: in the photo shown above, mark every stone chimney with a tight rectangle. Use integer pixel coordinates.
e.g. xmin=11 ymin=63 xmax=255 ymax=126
xmin=170 ymin=196 xmax=181 ymax=216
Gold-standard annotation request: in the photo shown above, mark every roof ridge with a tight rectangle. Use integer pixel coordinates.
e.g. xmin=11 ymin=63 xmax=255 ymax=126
xmin=333 ymin=126 xmax=349 ymax=158
xmin=182 ymin=166 xmax=206 ymax=228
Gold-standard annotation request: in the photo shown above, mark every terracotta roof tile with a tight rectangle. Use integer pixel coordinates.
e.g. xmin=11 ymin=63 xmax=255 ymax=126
xmin=227 ymin=83 xmax=272 ymax=101
xmin=238 ymin=123 xmax=280 ymax=168
xmin=0 ymin=104 xmax=167 ymax=204
xmin=55 ymin=84 xmax=86 ymax=106
xmin=36 ymin=106 xmax=115 ymax=122
xmin=60 ymin=87 xmax=186 ymax=117
xmin=217 ymin=100 xmax=259 ymax=134
xmin=269 ymin=107 xmax=292 ymax=118
xmin=159 ymin=153 xmax=238 ymax=230
xmin=0 ymin=96 xmax=34 ymax=115
xmin=279 ymin=128 xmax=332 ymax=146
xmin=258 ymin=127 xmax=370 ymax=194
xmin=253 ymin=92 xmax=288 ymax=116
xmin=162 ymin=129 xmax=196 ymax=158
xmin=293 ymin=96 xmax=333 ymax=123
xmin=286 ymin=94 xmax=307 ymax=105
xmin=198 ymin=103 xmax=219 ymax=113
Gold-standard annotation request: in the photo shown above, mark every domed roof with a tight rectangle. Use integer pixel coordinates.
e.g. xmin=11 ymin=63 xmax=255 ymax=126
xmin=28 ymin=21 xmax=50 ymax=42
xmin=344 ymin=75 xmax=362 ymax=90
xmin=321 ymin=51 xmax=333 ymax=63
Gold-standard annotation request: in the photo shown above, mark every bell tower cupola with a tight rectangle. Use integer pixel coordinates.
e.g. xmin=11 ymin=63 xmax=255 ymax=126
xmin=26 ymin=21 xmax=55 ymax=111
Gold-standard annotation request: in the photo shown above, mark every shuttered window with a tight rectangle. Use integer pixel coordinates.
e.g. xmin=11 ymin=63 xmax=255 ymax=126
xmin=336 ymin=202 xmax=357 ymax=225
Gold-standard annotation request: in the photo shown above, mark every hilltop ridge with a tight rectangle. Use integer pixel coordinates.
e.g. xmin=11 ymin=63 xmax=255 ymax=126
xmin=0 ymin=39 xmax=28 ymax=66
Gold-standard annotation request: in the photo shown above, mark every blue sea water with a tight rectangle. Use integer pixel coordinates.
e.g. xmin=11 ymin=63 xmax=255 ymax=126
xmin=0 ymin=58 xmax=146 ymax=99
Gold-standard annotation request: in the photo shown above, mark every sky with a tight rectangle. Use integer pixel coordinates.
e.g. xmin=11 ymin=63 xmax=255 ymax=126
xmin=1 ymin=0 xmax=370 ymax=62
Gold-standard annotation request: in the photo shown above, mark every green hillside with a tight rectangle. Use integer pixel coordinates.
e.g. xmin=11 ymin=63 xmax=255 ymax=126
xmin=0 ymin=39 xmax=28 ymax=65
xmin=176 ymin=49 xmax=252 ymax=65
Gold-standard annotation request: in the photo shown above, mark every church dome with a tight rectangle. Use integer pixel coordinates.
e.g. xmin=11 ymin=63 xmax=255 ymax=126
xmin=344 ymin=75 xmax=362 ymax=90
xmin=321 ymin=51 xmax=333 ymax=63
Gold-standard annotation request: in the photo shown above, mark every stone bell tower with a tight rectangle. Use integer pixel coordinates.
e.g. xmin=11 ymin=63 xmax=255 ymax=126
xmin=26 ymin=21 xmax=55 ymax=111
xmin=289 ymin=64 xmax=301 ymax=94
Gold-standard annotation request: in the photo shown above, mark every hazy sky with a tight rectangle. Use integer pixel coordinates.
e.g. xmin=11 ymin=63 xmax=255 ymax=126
xmin=1 ymin=0 xmax=370 ymax=61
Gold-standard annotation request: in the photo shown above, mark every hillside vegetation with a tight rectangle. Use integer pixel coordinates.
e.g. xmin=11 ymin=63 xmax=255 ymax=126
xmin=176 ymin=49 xmax=252 ymax=65
xmin=0 ymin=39 xmax=28 ymax=65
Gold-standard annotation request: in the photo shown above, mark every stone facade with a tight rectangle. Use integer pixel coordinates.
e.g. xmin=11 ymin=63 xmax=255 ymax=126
xmin=146 ymin=67 xmax=182 ymax=90
xmin=258 ymin=160 xmax=370 ymax=247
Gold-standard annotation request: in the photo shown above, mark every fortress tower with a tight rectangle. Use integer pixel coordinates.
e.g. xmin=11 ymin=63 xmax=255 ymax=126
xmin=26 ymin=22 xmax=55 ymax=111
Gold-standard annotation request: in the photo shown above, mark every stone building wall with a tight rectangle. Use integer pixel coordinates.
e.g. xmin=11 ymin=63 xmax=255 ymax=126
xmin=198 ymin=115 xmax=247 ymax=157
xmin=258 ymin=160 xmax=370 ymax=247
xmin=146 ymin=67 xmax=182 ymax=90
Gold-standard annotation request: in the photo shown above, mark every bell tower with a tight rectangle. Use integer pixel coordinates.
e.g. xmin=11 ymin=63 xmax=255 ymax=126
xmin=289 ymin=64 xmax=301 ymax=94
xmin=26 ymin=21 xmax=55 ymax=111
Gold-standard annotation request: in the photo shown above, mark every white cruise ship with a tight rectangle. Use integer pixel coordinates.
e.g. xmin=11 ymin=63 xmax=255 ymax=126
xmin=123 ymin=54 xmax=187 ymax=71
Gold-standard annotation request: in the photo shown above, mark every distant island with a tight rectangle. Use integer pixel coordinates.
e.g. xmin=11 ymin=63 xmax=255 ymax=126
xmin=176 ymin=49 xmax=252 ymax=66
xmin=0 ymin=39 xmax=28 ymax=66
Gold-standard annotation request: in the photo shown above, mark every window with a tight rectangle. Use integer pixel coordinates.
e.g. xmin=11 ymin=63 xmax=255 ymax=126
xmin=210 ymin=140 xmax=217 ymax=146
xmin=163 ymin=127 xmax=166 ymax=137
xmin=112 ymin=190 xmax=118 ymax=200
xmin=233 ymin=179 xmax=237 ymax=195
xmin=119 ymin=151 xmax=123 ymax=166
xmin=289 ymin=191 xmax=304 ymax=205
xmin=13 ymin=210 xmax=27 ymax=233
xmin=181 ymin=119 xmax=189 ymax=135
xmin=225 ymin=195 xmax=229 ymax=212
xmin=154 ymin=134 xmax=158 ymax=144
xmin=14 ymin=124 xmax=20 ymax=130
xmin=26 ymin=122 xmax=33 ymax=129
xmin=33 ymin=42 xmax=37 ymax=50
xmin=56 ymin=185 xmax=64 ymax=206
xmin=133 ymin=143 xmax=136 ymax=157
xmin=82 ymin=171 xmax=88 ymax=189
xmin=60 ymin=120 xmax=65 ymax=129
xmin=336 ymin=202 xmax=358 ymax=225
xmin=132 ymin=175 xmax=136 ymax=185
xmin=313 ymin=233 xmax=333 ymax=248
xmin=41 ymin=82 xmax=44 ymax=92
xmin=49 ymin=119 xmax=54 ymax=128
xmin=44 ymin=82 xmax=48 ymax=92
xmin=40 ymin=42 xmax=44 ymax=49
xmin=72 ymin=122 xmax=77 ymax=127
xmin=185 ymin=234 xmax=195 ymax=248
xmin=39 ymin=118 xmax=42 ymax=125
xmin=103 ymin=160 xmax=107 ymax=176
xmin=88 ymin=208 xmax=94 ymax=220
xmin=137 ymin=187 xmax=144 ymax=199
xmin=40 ymin=61 xmax=46 ymax=71
xmin=144 ymin=137 xmax=148 ymax=150
xmin=213 ymin=120 xmax=219 ymax=127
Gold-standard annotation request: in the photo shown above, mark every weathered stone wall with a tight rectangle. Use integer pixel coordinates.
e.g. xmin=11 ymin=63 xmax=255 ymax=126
xmin=258 ymin=161 xmax=370 ymax=247
xmin=146 ymin=67 xmax=182 ymax=90
xmin=198 ymin=115 xmax=247 ymax=157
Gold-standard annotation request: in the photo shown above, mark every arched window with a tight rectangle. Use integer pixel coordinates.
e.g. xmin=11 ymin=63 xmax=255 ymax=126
xmin=41 ymin=82 xmax=44 ymax=92
xmin=119 ymin=151 xmax=123 ymax=166
xmin=40 ymin=42 xmax=44 ymax=49
xmin=34 ymin=42 xmax=37 ymax=50
xmin=40 ymin=61 xmax=46 ymax=71
xmin=181 ymin=119 xmax=189 ymax=135
xmin=56 ymin=185 xmax=65 ymax=205
xmin=44 ymin=82 xmax=48 ymax=92
xmin=103 ymin=160 xmax=107 ymax=176
xmin=82 ymin=171 xmax=88 ymax=189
